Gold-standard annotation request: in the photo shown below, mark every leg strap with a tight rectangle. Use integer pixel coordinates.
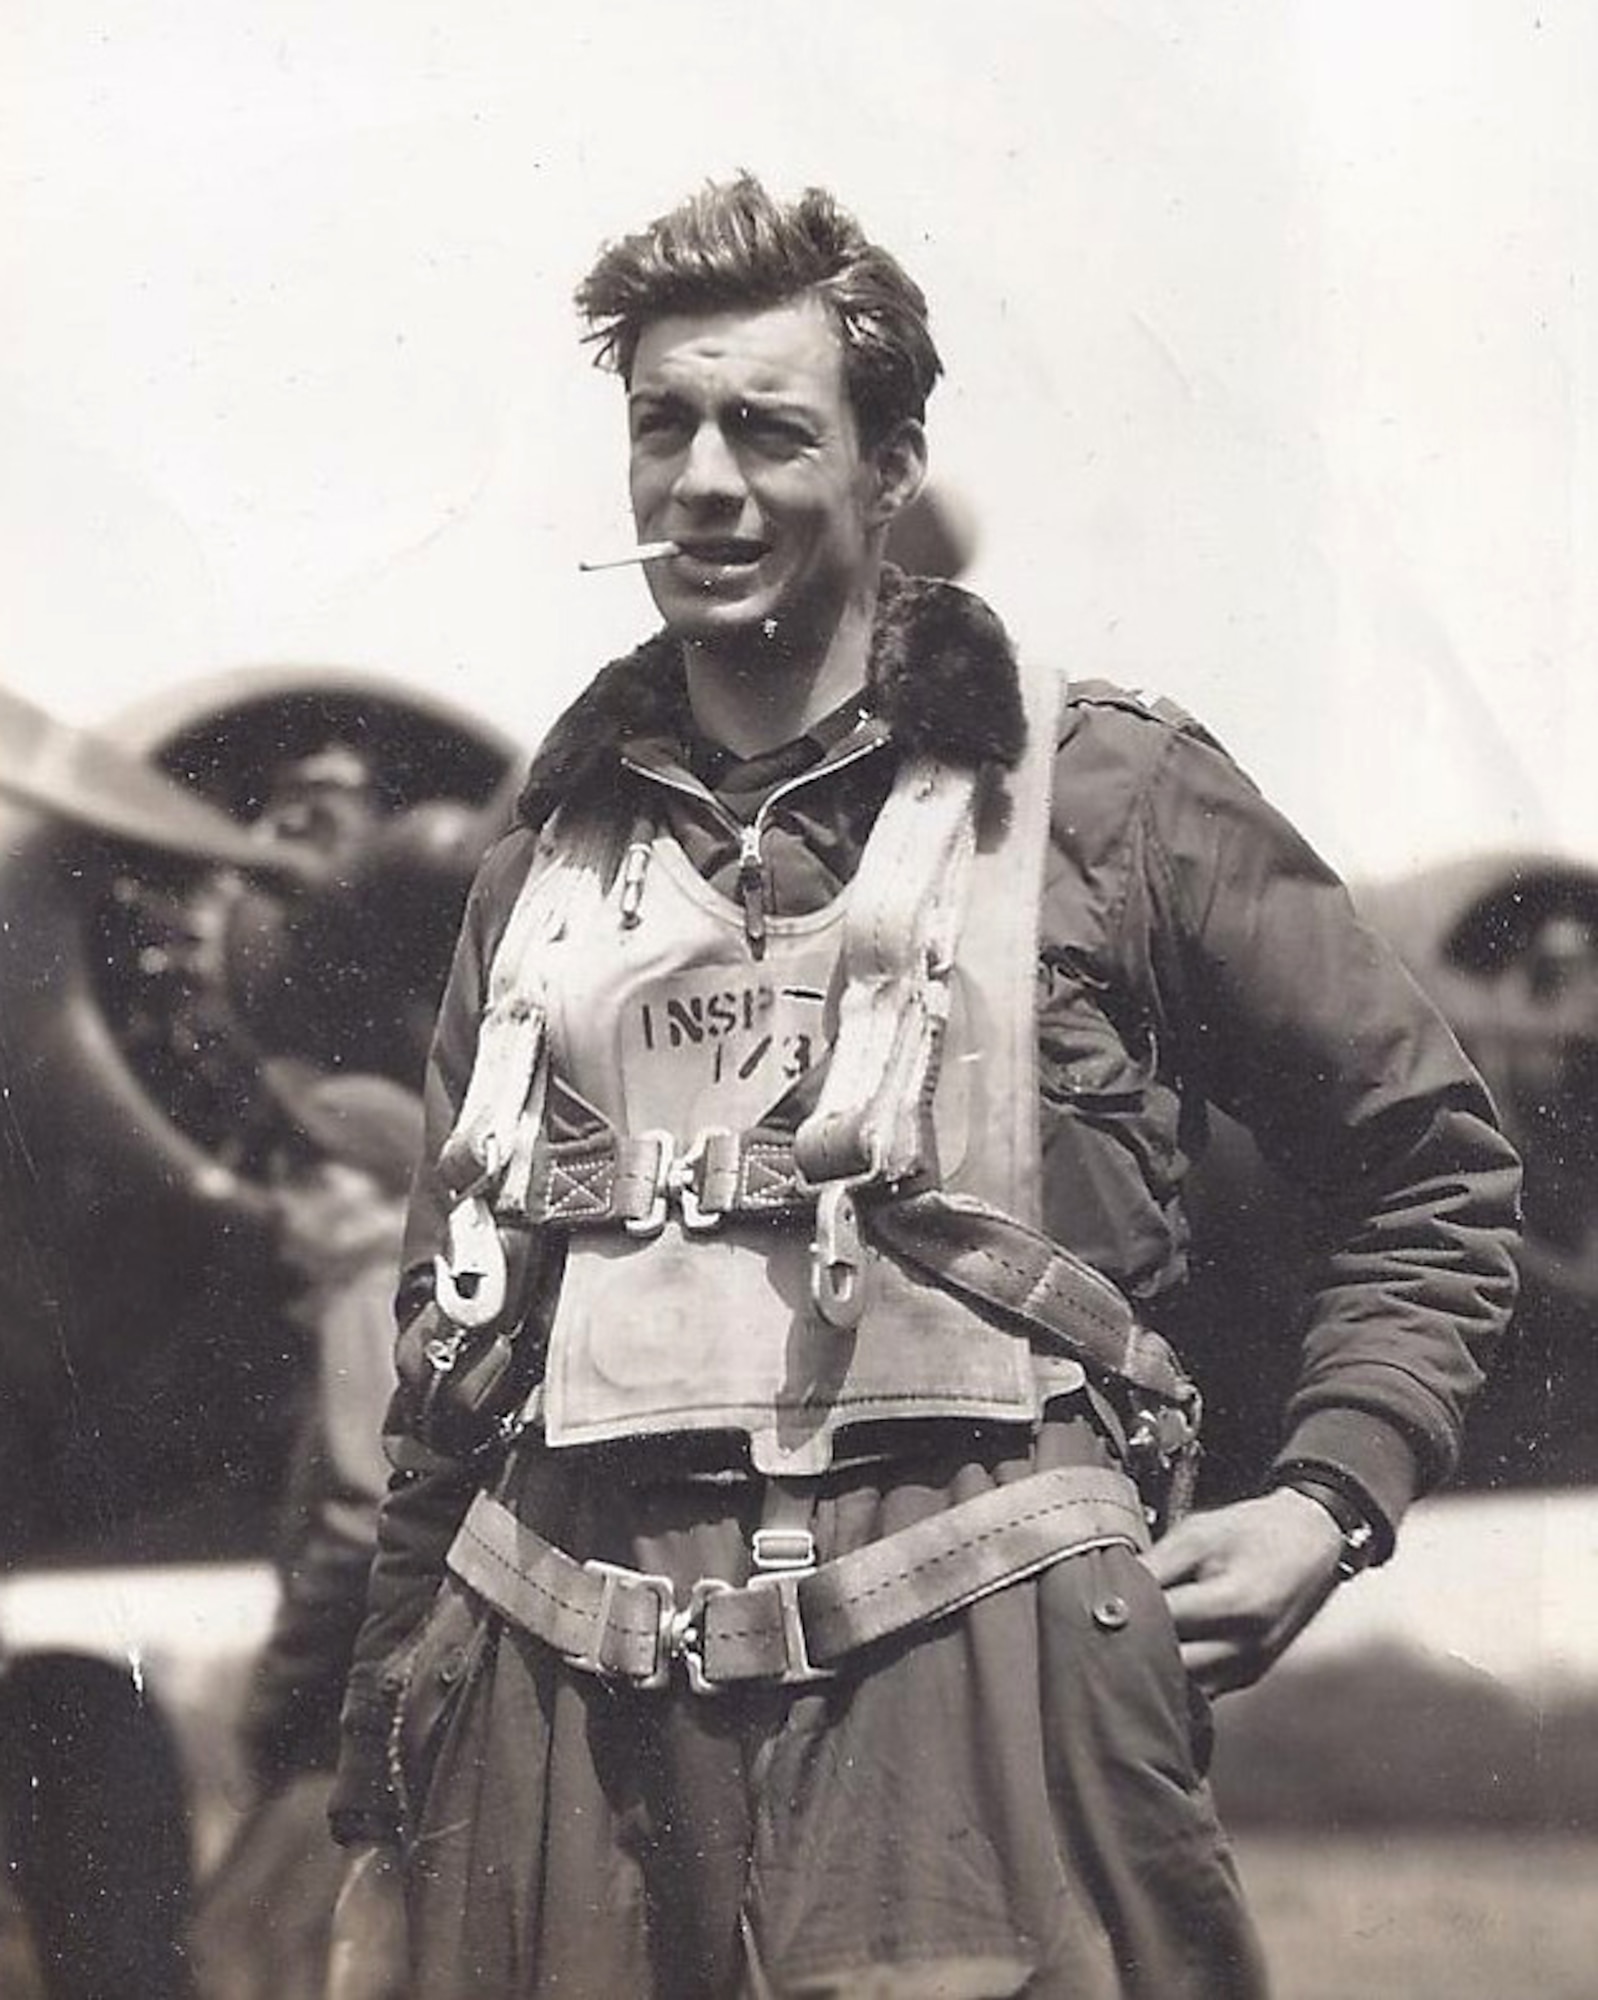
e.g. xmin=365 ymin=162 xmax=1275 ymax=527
xmin=445 ymin=1464 xmax=1150 ymax=1695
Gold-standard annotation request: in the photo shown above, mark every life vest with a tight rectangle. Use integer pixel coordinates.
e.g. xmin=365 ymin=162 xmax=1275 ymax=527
xmin=437 ymin=655 xmax=1080 ymax=1476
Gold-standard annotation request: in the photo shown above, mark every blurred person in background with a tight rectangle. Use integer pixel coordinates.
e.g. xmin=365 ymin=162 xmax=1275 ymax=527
xmin=192 ymin=1070 xmax=421 ymax=2000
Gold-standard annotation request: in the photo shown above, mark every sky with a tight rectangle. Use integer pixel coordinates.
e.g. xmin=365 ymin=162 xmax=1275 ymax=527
xmin=2 ymin=1 xmax=1594 ymax=883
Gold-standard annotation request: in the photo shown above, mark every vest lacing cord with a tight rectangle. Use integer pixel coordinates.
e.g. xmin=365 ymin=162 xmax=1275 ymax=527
xmin=444 ymin=1463 xmax=1152 ymax=1696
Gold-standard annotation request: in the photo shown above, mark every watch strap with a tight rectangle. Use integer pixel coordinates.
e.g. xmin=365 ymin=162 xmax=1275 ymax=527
xmin=1271 ymin=1469 xmax=1379 ymax=1579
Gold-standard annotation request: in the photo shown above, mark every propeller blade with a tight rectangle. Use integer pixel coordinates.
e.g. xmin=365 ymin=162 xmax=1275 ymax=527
xmin=0 ymin=684 xmax=315 ymax=878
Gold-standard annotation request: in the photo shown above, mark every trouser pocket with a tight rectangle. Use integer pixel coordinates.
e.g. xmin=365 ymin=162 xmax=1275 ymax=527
xmin=1040 ymin=1540 xmax=1211 ymax=1791
xmin=389 ymin=1577 xmax=489 ymax=1843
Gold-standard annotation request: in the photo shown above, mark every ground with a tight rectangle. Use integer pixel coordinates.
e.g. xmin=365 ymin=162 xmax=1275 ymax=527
xmin=1232 ymin=1830 xmax=1598 ymax=2000
xmin=6 ymin=1828 xmax=1597 ymax=1996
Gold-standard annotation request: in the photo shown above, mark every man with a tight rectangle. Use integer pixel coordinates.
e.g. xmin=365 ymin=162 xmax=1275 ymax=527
xmin=328 ymin=176 xmax=1520 ymax=1999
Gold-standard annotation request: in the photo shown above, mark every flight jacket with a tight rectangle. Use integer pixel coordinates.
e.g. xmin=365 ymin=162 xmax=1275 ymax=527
xmin=329 ymin=568 xmax=1521 ymax=1840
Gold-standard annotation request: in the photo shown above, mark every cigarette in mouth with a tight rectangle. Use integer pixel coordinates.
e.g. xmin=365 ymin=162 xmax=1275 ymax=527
xmin=577 ymin=540 xmax=681 ymax=572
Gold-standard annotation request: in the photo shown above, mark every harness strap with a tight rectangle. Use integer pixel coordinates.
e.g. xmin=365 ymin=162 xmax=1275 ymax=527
xmin=494 ymin=1119 xmax=1191 ymax=1416
xmin=502 ymin=1123 xmax=814 ymax=1231
xmin=432 ymin=815 xmax=615 ymax=1327
xmin=794 ymin=758 xmax=982 ymax=1189
xmin=445 ymin=1465 xmax=1149 ymax=1693
xmin=438 ymin=815 xmax=615 ymax=1199
xmin=869 ymin=1190 xmax=1197 ymax=1411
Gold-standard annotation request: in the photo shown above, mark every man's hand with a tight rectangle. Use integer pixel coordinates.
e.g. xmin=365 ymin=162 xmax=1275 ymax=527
xmin=326 ymin=1842 xmax=409 ymax=2000
xmin=1142 ymin=1488 xmax=1348 ymax=1695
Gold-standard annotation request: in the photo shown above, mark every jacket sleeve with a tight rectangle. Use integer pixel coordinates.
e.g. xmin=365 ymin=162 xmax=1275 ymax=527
xmin=329 ymin=831 xmax=540 ymax=1844
xmin=1128 ymin=723 xmax=1522 ymax=1548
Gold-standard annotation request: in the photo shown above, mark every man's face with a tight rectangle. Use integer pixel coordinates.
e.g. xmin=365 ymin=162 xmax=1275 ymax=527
xmin=626 ymin=295 xmax=906 ymax=652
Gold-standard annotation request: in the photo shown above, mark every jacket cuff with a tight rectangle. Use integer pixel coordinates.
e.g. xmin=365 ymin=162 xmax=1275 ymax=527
xmin=328 ymin=1720 xmax=401 ymax=1848
xmin=329 ymin=1672 xmax=402 ymax=1848
xmin=1269 ymin=1411 xmax=1423 ymax=1562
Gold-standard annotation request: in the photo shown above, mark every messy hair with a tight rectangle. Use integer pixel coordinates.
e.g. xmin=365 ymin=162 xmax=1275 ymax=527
xmin=575 ymin=174 xmax=942 ymax=445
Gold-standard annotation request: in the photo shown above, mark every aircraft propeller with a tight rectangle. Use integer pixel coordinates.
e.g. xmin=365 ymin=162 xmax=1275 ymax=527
xmin=0 ymin=683 xmax=320 ymax=879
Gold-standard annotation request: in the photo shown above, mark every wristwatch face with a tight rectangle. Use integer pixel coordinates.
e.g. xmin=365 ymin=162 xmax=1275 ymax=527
xmin=1336 ymin=1518 xmax=1377 ymax=1579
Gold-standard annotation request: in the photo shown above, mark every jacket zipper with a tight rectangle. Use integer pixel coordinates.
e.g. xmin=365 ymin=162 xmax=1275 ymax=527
xmin=620 ymin=734 xmax=887 ymax=957
xmin=736 ymin=824 xmax=768 ymax=956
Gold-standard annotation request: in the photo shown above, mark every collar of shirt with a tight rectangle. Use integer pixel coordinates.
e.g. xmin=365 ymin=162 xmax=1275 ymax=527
xmin=633 ymin=691 xmax=885 ymax=824
xmin=622 ymin=693 xmax=895 ymax=921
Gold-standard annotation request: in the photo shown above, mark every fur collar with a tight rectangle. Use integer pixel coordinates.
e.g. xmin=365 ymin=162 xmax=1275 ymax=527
xmin=516 ymin=568 xmax=1026 ymax=828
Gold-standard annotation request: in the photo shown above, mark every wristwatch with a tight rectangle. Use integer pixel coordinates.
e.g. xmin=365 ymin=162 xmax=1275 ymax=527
xmin=1271 ymin=1470 xmax=1379 ymax=1581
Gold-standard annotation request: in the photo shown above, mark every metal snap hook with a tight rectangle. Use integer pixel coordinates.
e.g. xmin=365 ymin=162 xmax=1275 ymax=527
xmin=433 ymin=1193 xmax=508 ymax=1329
xmin=810 ymin=1182 xmax=867 ymax=1329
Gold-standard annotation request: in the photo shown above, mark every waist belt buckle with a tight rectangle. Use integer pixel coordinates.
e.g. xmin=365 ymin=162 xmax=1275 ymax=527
xmin=667 ymin=1577 xmax=734 ymax=1694
xmin=748 ymin=1528 xmax=835 ymax=1686
xmin=574 ymin=1560 xmax=676 ymax=1688
xmin=575 ymin=1562 xmax=733 ymax=1694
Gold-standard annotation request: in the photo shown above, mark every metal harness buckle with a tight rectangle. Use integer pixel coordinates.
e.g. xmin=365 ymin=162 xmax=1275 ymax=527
xmin=666 ymin=1577 xmax=735 ymax=1693
xmin=576 ymin=1562 xmax=732 ymax=1694
xmin=624 ymin=1129 xmax=730 ymax=1238
xmin=747 ymin=1573 xmax=834 ymax=1686
xmin=751 ymin=1527 xmax=818 ymax=1572
xmin=573 ymin=1560 xmax=675 ymax=1687
xmin=748 ymin=1526 xmax=833 ymax=1685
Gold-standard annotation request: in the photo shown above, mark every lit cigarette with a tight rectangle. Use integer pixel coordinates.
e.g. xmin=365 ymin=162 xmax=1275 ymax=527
xmin=578 ymin=540 xmax=681 ymax=572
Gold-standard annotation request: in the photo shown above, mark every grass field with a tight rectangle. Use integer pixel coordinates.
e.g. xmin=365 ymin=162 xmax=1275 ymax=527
xmin=7 ymin=1827 xmax=1596 ymax=1996
xmin=1235 ymin=1829 xmax=1598 ymax=2000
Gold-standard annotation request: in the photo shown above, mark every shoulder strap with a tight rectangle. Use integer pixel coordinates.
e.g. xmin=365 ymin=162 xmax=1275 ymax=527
xmin=792 ymin=754 xmax=983 ymax=1189
xmin=432 ymin=812 xmax=615 ymax=1329
xmin=796 ymin=656 xmax=1068 ymax=1196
